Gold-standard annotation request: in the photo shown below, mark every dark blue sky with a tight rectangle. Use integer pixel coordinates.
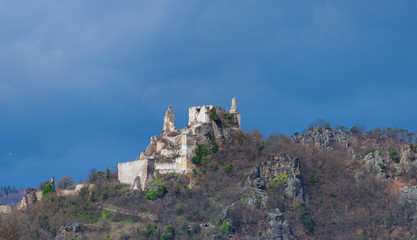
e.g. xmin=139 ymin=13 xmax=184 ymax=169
xmin=1 ymin=1 xmax=416 ymax=187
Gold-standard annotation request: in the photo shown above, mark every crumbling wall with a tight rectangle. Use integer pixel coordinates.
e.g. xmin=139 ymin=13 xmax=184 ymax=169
xmin=0 ymin=205 xmax=12 ymax=214
xmin=162 ymin=106 xmax=176 ymax=134
xmin=15 ymin=188 xmax=42 ymax=211
xmin=188 ymin=105 xmax=214 ymax=125
xmin=118 ymin=159 xmax=152 ymax=190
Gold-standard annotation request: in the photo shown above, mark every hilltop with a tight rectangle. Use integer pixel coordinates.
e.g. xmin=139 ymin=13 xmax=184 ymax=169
xmin=1 ymin=102 xmax=417 ymax=239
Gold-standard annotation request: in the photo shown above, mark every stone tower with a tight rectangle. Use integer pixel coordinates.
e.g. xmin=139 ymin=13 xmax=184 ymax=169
xmin=229 ymin=97 xmax=237 ymax=114
xmin=162 ymin=106 xmax=176 ymax=134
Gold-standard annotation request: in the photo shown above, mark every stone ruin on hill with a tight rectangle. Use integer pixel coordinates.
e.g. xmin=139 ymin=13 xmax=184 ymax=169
xmin=118 ymin=98 xmax=242 ymax=190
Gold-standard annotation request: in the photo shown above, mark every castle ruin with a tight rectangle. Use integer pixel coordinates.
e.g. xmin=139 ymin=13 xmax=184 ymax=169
xmin=118 ymin=98 xmax=241 ymax=190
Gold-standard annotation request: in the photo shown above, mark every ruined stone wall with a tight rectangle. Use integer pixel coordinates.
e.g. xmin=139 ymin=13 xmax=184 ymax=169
xmin=118 ymin=159 xmax=150 ymax=190
xmin=0 ymin=205 xmax=12 ymax=214
xmin=162 ymin=106 xmax=176 ymax=133
xmin=155 ymin=162 xmax=177 ymax=173
xmin=188 ymin=105 xmax=214 ymax=125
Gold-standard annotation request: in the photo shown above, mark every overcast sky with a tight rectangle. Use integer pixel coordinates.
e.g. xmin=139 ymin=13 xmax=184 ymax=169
xmin=1 ymin=1 xmax=416 ymax=187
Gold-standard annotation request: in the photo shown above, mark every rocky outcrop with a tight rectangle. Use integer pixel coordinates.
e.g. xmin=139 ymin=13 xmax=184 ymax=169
xmin=398 ymin=144 xmax=417 ymax=172
xmin=360 ymin=145 xmax=417 ymax=178
xmin=242 ymin=165 xmax=268 ymax=208
xmin=239 ymin=153 xmax=303 ymax=239
xmin=261 ymin=209 xmax=296 ymax=240
xmin=400 ymin=186 xmax=417 ymax=203
xmin=242 ymin=153 xmax=305 ymax=208
xmin=363 ymin=150 xmax=390 ymax=178
xmin=293 ymin=127 xmax=352 ymax=150
xmin=400 ymin=186 xmax=417 ymax=220
xmin=55 ymin=222 xmax=87 ymax=240
xmin=261 ymin=153 xmax=305 ymax=203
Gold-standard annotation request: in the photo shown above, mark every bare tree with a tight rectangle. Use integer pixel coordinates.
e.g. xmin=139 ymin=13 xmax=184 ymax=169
xmin=57 ymin=176 xmax=74 ymax=190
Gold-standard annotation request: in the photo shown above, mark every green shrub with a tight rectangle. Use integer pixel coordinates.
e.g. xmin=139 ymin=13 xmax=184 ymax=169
xmin=42 ymin=183 xmax=55 ymax=196
xmin=102 ymin=187 xmax=109 ymax=200
xmin=295 ymin=203 xmax=315 ymax=233
xmin=317 ymin=127 xmax=322 ymax=134
xmin=359 ymin=228 xmax=368 ymax=240
xmin=146 ymin=178 xmax=167 ymax=200
xmin=192 ymin=144 xmax=209 ymax=165
xmin=377 ymin=162 xmax=388 ymax=173
xmin=257 ymin=141 xmax=265 ymax=151
xmin=268 ymin=171 xmax=288 ymax=189
xmin=350 ymin=126 xmax=358 ymax=134
xmin=147 ymin=187 xmax=166 ymax=200
xmin=89 ymin=190 xmax=97 ymax=202
xmin=388 ymin=149 xmax=400 ymax=163
xmin=174 ymin=184 xmax=181 ymax=195
xmin=254 ymin=198 xmax=262 ymax=209
xmin=209 ymin=108 xmax=219 ymax=121
xmin=162 ymin=225 xmax=175 ymax=240
xmin=309 ymin=168 xmax=319 ymax=187
xmin=293 ymin=132 xmax=299 ymax=137
xmin=364 ymin=148 xmax=380 ymax=155
xmin=224 ymin=113 xmax=234 ymax=119
xmin=210 ymin=137 xmax=218 ymax=154
xmin=221 ymin=220 xmax=232 ymax=235
xmin=224 ymin=165 xmax=233 ymax=173
xmin=142 ymin=224 xmax=160 ymax=238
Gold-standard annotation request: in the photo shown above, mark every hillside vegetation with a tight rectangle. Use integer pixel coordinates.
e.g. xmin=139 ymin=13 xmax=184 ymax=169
xmin=1 ymin=122 xmax=417 ymax=239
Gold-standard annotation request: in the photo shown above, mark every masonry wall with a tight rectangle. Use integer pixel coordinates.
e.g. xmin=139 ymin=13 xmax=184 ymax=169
xmin=155 ymin=162 xmax=177 ymax=173
xmin=118 ymin=160 xmax=149 ymax=189
xmin=0 ymin=205 xmax=12 ymax=214
xmin=188 ymin=105 xmax=214 ymax=125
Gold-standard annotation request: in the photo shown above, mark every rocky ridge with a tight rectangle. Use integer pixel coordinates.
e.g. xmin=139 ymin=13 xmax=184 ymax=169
xmin=292 ymin=127 xmax=352 ymax=150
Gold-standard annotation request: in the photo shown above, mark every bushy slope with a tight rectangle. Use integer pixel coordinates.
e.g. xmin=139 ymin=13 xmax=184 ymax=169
xmin=2 ymin=126 xmax=417 ymax=239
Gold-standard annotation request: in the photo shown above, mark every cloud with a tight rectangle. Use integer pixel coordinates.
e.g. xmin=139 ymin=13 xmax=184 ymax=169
xmin=1 ymin=0 xmax=417 ymax=186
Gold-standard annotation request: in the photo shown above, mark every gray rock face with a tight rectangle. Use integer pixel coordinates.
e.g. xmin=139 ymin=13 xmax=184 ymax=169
xmin=401 ymin=186 xmax=417 ymax=203
xmin=364 ymin=150 xmax=389 ymax=165
xmin=293 ymin=127 xmax=352 ymax=150
xmin=363 ymin=150 xmax=389 ymax=178
xmin=261 ymin=153 xmax=305 ymax=203
xmin=55 ymin=222 xmax=87 ymax=240
xmin=363 ymin=147 xmax=417 ymax=177
xmin=400 ymin=186 xmax=417 ymax=220
xmin=261 ymin=209 xmax=296 ymax=240
xmin=241 ymin=153 xmax=303 ymax=240
xmin=398 ymin=145 xmax=417 ymax=172
xmin=242 ymin=166 xmax=268 ymax=208
xmin=242 ymin=153 xmax=306 ymax=208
